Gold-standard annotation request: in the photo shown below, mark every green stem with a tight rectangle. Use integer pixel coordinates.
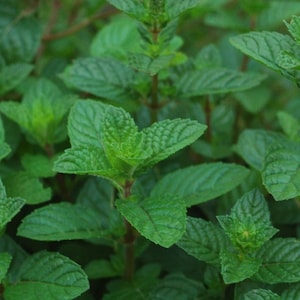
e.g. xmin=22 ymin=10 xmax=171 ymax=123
xmin=123 ymin=180 xmax=136 ymax=281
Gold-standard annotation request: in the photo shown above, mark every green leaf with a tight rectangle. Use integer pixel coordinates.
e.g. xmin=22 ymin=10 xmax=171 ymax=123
xmin=282 ymin=282 xmax=300 ymax=300
xmin=53 ymin=146 xmax=121 ymax=181
xmin=0 ymin=17 xmax=41 ymax=64
xmin=129 ymin=53 xmax=175 ymax=76
xmin=277 ymin=111 xmax=300 ymax=142
xmin=176 ymin=68 xmax=266 ymax=98
xmin=90 ymin=16 xmax=141 ymax=60
xmin=101 ymin=106 xmax=151 ymax=168
xmin=116 ymin=195 xmax=186 ymax=248
xmin=177 ymin=217 xmax=229 ymax=265
xmin=84 ymin=258 xmax=121 ymax=279
xmin=106 ymin=0 xmax=146 ymax=18
xmin=230 ymin=31 xmax=299 ymax=80
xmin=61 ymin=58 xmax=135 ymax=102
xmin=0 ymin=252 xmax=12 ymax=282
xmin=253 ymin=238 xmax=300 ymax=284
xmin=262 ymin=142 xmax=300 ymax=201
xmin=149 ymin=273 xmax=202 ymax=300
xmin=4 ymin=171 xmax=52 ymax=205
xmin=220 ymin=250 xmax=261 ymax=284
xmin=68 ymin=99 xmax=107 ymax=148
xmin=0 ymin=63 xmax=33 ymax=95
xmin=243 ymin=289 xmax=280 ymax=300
xmin=21 ymin=154 xmax=56 ymax=178
xmin=285 ymin=15 xmax=300 ymax=44
xmin=0 ymin=178 xmax=25 ymax=229
xmin=235 ymin=129 xmax=287 ymax=170
xmin=4 ymin=251 xmax=89 ymax=300
xmin=141 ymin=119 xmax=206 ymax=169
xmin=151 ymin=162 xmax=249 ymax=206
xmin=18 ymin=202 xmax=108 ymax=241
xmin=165 ymin=0 xmax=200 ymax=18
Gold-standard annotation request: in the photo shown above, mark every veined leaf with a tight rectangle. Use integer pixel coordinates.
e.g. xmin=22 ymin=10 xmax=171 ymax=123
xmin=262 ymin=142 xmax=300 ymax=201
xmin=149 ymin=273 xmax=202 ymax=299
xmin=106 ymin=0 xmax=146 ymax=18
xmin=0 ymin=63 xmax=33 ymax=95
xmin=4 ymin=251 xmax=89 ymax=300
xmin=68 ymin=100 xmax=107 ymax=148
xmin=177 ymin=217 xmax=229 ymax=265
xmin=165 ymin=0 xmax=200 ymax=18
xmin=0 ymin=252 xmax=12 ymax=282
xmin=141 ymin=119 xmax=206 ymax=168
xmin=220 ymin=250 xmax=261 ymax=284
xmin=151 ymin=162 xmax=249 ymax=206
xmin=277 ymin=111 xmax=300 ymax=142
xmin=116 ymin=195 xmax=186 ymax=248
xmin=4 ymin=171 xmax=52 ymax=205
xmin=253 ymin=238 xmax=300 ymax=284
xmin=61 ymin=57 xmax=135 ymax=102
xmin=243 ymin=288 xmax=280 ymax=300
xmin=282 ymin=282 xmax=300 ymax=300
xmin=17 ymin=202 xmax=108 ymax=241
xmin=284 ymin=15 xmax=300 ymax=44
xmin=230 ymin=31 xmax=298 ymax=74
xmin=176 ymin=68 xmax=266 ymax=98
xmin=235 ymin=129 xmax=287 ymax=171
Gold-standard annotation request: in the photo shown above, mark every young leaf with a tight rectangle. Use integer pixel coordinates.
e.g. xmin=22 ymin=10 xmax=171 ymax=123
xmin=106 ymin=0 xmax=146 ymax=18
xmin=253 ymin=238 xmax=300 ymax=284
xmin=262 ymin=142 xmax=300 ymax=201
xmin=165 ymin=0 xmax=200 ymax=18
xmin=0 ymin=252 xmax=12 ymax=282
xmin=243 ymin=288 xmax=280 ymax=300
xmin=17 ymin=202 xmax=109 ymax=241
xmin=176 ymin=68 xmax=266 ymax=98
xmin=3 ymin=251 xmax=89 ymax=300
xmin=220 ymin=250 xmax=261 ymax=284
xmin=217 ymin=189 xmax=278 ymax=250
xmin=151 ymin=162 xmax=249 ymax=206
xmin=141 ymin=119 xmax=206 ymax=168
xmin=0 ymin=63 xmax=33 ymax=95
xmin=61 ymin=57 xmax=135 ymax=103
xmin=177 ymin=217 xmax=229 ymax=265
xmin=284 ymin=15 xmax=300 ymax=44
xmin=4 ymin=171 xmax=52 ymax=205
xmin=235 ymin=129 xmax=287 ymax=170
xmin=116 ymin=195 xmax=186 ymax=248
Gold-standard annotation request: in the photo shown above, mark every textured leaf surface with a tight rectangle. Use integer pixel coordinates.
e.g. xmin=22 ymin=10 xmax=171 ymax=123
xmin=165 ymin=0 xmax=200 ymax=18
xmin=177 ymin=217 xmax=229 ymax=265
xmin=116 ymin=195 xmax=186 ymax=247
xmin=230 ymin=32 xmax=296 ymax=73
xmin=151 ymin=162 xmax=249 ymax=206
xmin=62 ymin=58 xmax=134 ymax=102
xmin=220 ymin=250 xmax=261 ymax=284
xmin=4 ymin=172 xmax=51 ymax=205
xmin=18 ymin=202 xmax=107 ymax=241
xmin=176 ymin=68 xmax=265 ymax=97
xmin=0 ymin=63 xmax=33 ymax=95
xmin=150 ymin=273 xmax=201 ymax=300
xmin=235 ymin=129 xmax=287 ymax=170
xmin=285 ymin=15 xmax=300 ymax=44
xmin=4 ymin=251 xmax=89 ymax=300
xmin=243 ymin=289 xmax=280 ymax=300
xmin=253 ymin=238 xmax=300 ymax=284
xmin=262 ymin=142 xmax=300 ymax=201
xmin=0 ymin=252 xmax=12 ymax=281
xmin=68 ymin=100 xmax=107 ymax=147
xmin=0 ymin=17 xmax=41 ymax=63
xmin=142 ymin=119 xmax=206 ymax=168
xmin=106 ymin=0 xmax=145 ymax=17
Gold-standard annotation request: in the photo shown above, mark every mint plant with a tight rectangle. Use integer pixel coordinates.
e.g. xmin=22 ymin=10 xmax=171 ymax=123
xmin=1 ymin=0 xmax=300 ymax=299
